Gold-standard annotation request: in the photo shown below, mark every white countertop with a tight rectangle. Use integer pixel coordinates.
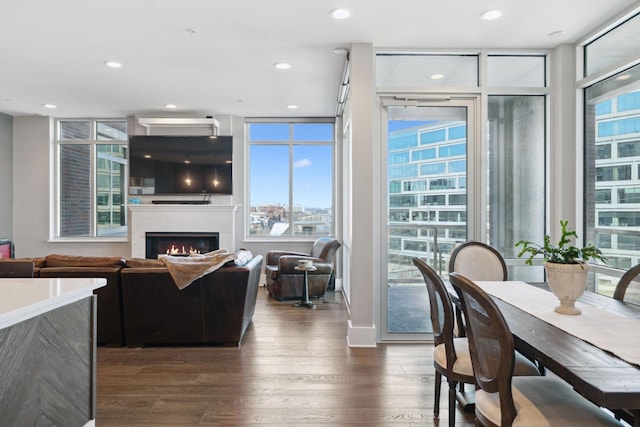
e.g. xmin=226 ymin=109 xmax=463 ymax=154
xmin=0 ymin=277 xmax=106 ymax=329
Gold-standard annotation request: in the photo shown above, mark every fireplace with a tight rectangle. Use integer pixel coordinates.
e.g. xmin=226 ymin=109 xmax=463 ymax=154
xmin=129 ymin=205 xmax=238 ymax=258
xmin=145 ymin=232 xmax=220 ymax=259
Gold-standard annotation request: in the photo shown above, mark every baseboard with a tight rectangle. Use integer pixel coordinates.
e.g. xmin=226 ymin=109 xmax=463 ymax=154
xmin=346 ymin=320 xmax=377 ymax=347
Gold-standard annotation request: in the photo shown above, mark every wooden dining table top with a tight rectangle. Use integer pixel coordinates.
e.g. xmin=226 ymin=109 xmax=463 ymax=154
xmin=447 ymin=280 xmax=640 ymax=425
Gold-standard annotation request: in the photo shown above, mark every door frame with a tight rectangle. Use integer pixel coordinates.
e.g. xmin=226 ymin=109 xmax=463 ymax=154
xmin=379 ymin=94 xmax=482 ymax=342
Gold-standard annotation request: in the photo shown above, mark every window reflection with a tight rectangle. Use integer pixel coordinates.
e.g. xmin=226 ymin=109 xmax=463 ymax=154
xmin=585 ymin=65 xmax=640 ymax=295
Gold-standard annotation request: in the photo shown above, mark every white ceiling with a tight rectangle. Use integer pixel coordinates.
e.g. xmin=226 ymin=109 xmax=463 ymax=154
xmin=0 ymin=0 xmax=638 ymax=119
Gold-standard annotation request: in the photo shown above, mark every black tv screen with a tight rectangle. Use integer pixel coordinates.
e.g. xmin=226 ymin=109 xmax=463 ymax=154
xmin=128 ymin=135 xmax=233 ymax=195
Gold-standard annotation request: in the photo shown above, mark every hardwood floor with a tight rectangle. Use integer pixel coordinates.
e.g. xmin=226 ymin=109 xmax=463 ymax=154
xmin=96 ymin=286 xmax=475 ymax=426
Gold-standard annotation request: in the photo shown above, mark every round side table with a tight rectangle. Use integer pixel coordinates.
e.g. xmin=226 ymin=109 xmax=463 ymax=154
xmin=293 ymin=265 xmax=317 ymax=309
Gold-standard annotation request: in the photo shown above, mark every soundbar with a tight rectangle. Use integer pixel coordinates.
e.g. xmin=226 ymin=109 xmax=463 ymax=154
xmin=151 ymin=200 xmax=211 ymax=205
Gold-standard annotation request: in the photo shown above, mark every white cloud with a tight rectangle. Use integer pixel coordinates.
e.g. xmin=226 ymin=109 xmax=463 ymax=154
xmin=294 ymin=158 xmax=312 ymax=168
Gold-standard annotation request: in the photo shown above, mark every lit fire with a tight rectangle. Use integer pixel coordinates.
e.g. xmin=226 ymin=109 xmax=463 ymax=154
xmin=166 ymin=245 xmax=200 ymax=255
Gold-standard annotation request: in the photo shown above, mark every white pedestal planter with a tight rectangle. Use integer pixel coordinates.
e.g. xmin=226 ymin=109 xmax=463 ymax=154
xmin=544 ymin=261 xmax=589 ymax=315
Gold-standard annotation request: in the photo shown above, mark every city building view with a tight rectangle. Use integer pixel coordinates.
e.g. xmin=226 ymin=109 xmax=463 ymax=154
xmin=384 ymin=87 xmax=640 ymax=316
xmin=387 ymin=120 xmax=468 ymax=277
xmin=589 ymin=88 xmax=640 ymax=293
xmin=249 ymin=204 xmax=332 ymax=236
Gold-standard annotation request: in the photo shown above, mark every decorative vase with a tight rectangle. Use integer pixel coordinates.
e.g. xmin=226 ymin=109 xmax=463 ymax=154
xmin=543 ymin=261 xmax=589 ymax=315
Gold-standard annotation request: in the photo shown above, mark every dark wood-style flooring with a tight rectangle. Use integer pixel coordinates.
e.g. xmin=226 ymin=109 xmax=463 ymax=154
xmin=96 ymin=287 xmax=475 ymax=426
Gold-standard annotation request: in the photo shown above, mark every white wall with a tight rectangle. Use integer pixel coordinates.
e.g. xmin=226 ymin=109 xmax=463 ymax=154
xmin=0 ymin=113 xmax=12 ymax=240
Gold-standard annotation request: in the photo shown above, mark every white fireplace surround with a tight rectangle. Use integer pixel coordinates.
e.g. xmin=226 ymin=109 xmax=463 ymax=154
xmin=129 ymin=205 xmax=238 ymax=258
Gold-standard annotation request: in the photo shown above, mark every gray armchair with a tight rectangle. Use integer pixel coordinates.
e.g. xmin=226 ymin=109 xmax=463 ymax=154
xmin=265 ymin=237 xmax=341 ymax=300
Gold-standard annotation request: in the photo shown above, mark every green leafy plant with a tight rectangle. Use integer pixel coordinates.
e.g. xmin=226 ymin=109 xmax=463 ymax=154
xmin=515 ymin=220 xmax=606 ymax=266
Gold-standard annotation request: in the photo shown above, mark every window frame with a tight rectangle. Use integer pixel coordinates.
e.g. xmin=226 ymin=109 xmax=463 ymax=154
xmin=245 ymin=118 xmax=336 ymax=240
xmin=579 ymin=6 xmax=640 ymax=294
xmin=53 ymin=119 xmax=128 ymax=242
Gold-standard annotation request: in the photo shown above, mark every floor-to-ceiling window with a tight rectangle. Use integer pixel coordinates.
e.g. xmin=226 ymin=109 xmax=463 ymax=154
xmin=487 ymin=95 xmax=546 ymax=282
xmin=585 ymin=67 xmax=640 ymax=295
xmin=582 ymin=12 xmax=640 ymax=296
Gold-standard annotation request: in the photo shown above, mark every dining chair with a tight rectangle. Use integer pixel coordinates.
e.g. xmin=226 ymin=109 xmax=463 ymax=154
xmin=449 ymin=241 xmax=507 ymax=281
xmin=412 ymin=258 xmax=539 ymax=427
xmin=0 ymin=260 xmax=35 ymax=278
xmin=449 ymin=271 xmax=622 ymax=427
xmin=448 ymin=241 xmax=508 ymax=342
xmin=613 ymin=264 xmax=640 ymax=306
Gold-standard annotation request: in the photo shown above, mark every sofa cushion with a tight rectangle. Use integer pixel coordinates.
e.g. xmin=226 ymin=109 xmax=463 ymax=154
xmin=45 ymin=254 xmax=125 ymax=268
xmin=9 ymin=257 xmax=45 ymax=268
xmin=124 ymin=258 xmax=165 ymax=268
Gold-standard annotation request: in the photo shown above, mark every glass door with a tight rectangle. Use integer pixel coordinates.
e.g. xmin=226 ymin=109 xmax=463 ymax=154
xmin=381 ymin=98 xmax=478 ymax=340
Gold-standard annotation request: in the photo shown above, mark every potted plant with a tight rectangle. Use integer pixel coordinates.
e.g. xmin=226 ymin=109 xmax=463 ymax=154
xmin=515 ymin=220 xmax=606 ymax=315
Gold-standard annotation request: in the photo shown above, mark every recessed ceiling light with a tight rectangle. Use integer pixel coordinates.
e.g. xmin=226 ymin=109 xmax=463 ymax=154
xmin=480 ymin=9 xmax=503 ymax=20
xmin=43 ymin=104 xmax=57 ymax=109
xmin=431 ymin=74 xmax=445 ymax=80
xmin=547 ymin=30 xmax=567 ymax=38
xmin=287 ymin=104 xmax=299 ymax=109
xmin=104 ymin=61 xmax=122 ymax=68
xmin=616 ymin=74 xmax=632 ymax=81
xmin=330 ymin=8 xmax=352 ymax=20
xmin=165 ymin=104 xmax=177 ymax=109
xmin=274 ymin=62 xmax=292 ymax=70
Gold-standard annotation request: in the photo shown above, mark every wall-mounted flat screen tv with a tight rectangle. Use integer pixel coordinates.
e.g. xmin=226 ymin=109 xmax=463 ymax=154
xmin=129 ymin=135 xmax=233 ymax=195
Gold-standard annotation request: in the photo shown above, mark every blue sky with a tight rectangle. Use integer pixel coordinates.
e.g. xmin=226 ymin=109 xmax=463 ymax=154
xmin=249 ymin=124 xmax=333 ymax=209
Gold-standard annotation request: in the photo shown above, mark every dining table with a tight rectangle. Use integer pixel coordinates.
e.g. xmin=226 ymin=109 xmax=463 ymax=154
xmin=447 ymin=279 xmax=640 ymax=426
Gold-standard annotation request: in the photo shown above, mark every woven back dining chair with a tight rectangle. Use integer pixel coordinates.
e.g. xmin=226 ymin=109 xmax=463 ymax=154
xmin=449 ymin=272 xmax=622 ymax=427
xmin=413 ymin=258 xmax=538 ymax=426
xmin=449 ymin=241 xmax=507 ymax=281
xmin=614 ymin=264 xmax=640 ymax=307
xmin=413 ymin=257 xmax=474 ymax=426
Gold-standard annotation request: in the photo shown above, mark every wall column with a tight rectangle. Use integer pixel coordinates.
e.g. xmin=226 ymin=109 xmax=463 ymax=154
xmin=549 ymin=44 xmax=578 ymax=238
xmin=346 ymin=43 xmax=377 ymax=347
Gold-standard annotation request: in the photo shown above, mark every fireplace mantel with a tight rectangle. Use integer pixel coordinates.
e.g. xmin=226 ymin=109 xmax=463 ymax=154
xmin=129 ymin=204 xmax=238 ymax=258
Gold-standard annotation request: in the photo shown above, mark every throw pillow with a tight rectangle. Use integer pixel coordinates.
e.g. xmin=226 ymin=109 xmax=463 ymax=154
xmin=234 ymin=249 xmax=253 ymax=267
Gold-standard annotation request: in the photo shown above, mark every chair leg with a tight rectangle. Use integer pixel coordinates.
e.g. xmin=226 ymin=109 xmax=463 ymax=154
xmin=434 ymin=371 xmax=442 ymax=418
xmin=448 ymin=380 xmax=457 ymax=427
